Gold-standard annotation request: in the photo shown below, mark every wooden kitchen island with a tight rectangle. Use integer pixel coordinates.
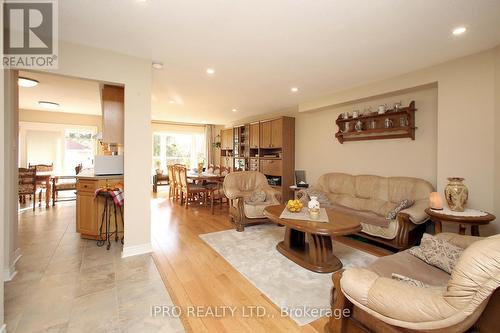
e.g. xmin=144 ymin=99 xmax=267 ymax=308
xmin=76 ymin=169 xmax=124 ymax=239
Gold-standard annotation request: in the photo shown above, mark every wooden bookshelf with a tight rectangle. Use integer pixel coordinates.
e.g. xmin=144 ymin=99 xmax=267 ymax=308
xmin=219 ymin=117 xmax=295 ymax=202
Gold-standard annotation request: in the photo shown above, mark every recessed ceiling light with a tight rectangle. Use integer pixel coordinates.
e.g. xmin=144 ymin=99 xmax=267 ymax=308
xmin=452 ymin=26 xmax=467 ymax=35
xmin=38 ymin=101 xmax=60 ymax=110
xmin=232 ymin=108 xmax=237 ymax=112
xmin=291 ymin=87 xmax=299 ymax=93
xmin=18 ymin=77 xmax=39 ymax=87
xmin=152 ymin=61 xmax=163 ymax=69
xmin=169 ymin=100 xmax=175 ymax=104
xmin=206 ymin=68 xmax=215 ymax=75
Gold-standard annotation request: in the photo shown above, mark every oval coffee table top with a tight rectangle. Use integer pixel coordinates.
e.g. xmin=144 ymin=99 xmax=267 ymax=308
xmin=263 ymin=204 xmax=362 ymax=236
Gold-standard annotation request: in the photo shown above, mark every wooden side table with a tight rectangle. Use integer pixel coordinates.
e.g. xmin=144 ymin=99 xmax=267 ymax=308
xmin=425 ymin=208 xmax=495 ymax=236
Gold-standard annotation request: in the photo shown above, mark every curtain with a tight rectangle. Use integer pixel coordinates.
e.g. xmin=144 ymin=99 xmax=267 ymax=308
xmin=205 ymin=124 xmax=215 ymax=165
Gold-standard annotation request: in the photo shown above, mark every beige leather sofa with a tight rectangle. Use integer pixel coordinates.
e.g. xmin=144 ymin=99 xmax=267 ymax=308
xmin=223 ymin=171 xmax=281 ymax=231
xmin=326 ymin=233 xmax=500 ymax=333
xmin=298 ymin=173 xmax=434 ymax=249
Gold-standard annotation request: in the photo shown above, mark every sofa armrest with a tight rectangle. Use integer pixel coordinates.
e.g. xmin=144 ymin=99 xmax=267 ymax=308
xmin=341 ymin=268 xmax=455 ymax=324
xmin=263 ymin=187 xmax=282 ymax=203
xmin=399 ymin=199 xmax=429 ymax=224
xmin=435 ymin=232 xmax=483 ymax=249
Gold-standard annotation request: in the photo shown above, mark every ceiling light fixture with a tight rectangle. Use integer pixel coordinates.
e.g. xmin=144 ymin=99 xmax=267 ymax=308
xmin=232 ymin=108 xmax=237 ymax=112
xmin=169 ymin=100 xmax=175 ymax=104
xmin=152 ymin=61 xmax=163 ymax=69
xmin=206 ymin=68 xmax=215 ymax=75
xmin=452 ymin=26 xmax=467 ymax=35
xmin=291 ymin=87 xmax=299 ymax=93
xmin=18 ymin=77 xmax=39 ymax=87
xmin=38 ymin=101 xmax=60 ymax=110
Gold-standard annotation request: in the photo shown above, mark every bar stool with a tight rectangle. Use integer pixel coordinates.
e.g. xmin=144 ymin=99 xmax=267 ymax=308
xmin=96 ymin=191 xmax=124 ymax=250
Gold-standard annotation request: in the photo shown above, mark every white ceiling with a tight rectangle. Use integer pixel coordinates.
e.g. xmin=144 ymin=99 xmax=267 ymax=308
xmin=19 ymin=71 xmax=102 ymax=116
xmin=57 ymin=0 xmax=500 ymax=124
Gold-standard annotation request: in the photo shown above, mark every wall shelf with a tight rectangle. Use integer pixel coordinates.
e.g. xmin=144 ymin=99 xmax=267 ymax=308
xmin=335 ymin=101 xmax=417 ymax=143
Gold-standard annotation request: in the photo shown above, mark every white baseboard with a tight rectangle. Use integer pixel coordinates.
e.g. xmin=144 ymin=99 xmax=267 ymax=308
xmin=121 ymin=243 xmax=152 ymax=258
xmin=0 ymin=323 xmax=6 ymax=333
xmin=3 ymin=248 xmax=22 ymax=282
xmin=14 ymin=247 xmax=22 ymax=264
xmin=3 ymin=266 xmax=17 ymax=282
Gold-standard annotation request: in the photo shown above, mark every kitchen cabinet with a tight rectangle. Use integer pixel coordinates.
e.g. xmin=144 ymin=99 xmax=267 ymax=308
xmin=102 ymin=85 xmax=124 ymax=144
xmin=76 ymin=171 xmax=123 ymax=239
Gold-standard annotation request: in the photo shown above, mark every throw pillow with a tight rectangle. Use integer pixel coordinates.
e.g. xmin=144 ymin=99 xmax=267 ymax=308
xmin=409 ymin=233 xmax=464 ymax=274
xmin=247 ymin=190 xmax=267 ymax=203
xmin=305 ymin=189 xmax=330 ymax=206
xmin=386 ymin=199 xmax=415 ymax=220
xmin=391 ymin=273 xmax=429 ymax=288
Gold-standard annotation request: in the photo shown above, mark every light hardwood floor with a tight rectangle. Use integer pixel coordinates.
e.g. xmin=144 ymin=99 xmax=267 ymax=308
xmin=151 ymin=190 xmax=391 ymax=333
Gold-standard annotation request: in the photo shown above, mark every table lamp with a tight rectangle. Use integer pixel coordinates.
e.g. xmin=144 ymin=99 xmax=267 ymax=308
xmin=429 ymin=192 xmax=443 ymax=210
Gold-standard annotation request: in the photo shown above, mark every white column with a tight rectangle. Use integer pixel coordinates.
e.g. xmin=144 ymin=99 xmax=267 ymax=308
xmin=3 ymin=70 xmax=20 ymax=283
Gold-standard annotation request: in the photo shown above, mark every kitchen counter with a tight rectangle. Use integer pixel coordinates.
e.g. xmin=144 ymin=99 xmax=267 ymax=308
xmin=76 ymin=168 xmax=124 ymax=180
xmin=76 ymin=170 xmax=124 ymax=239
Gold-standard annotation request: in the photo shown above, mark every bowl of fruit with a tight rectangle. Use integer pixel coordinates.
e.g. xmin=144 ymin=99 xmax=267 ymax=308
xmin=286 ymin=199 xmax=303 ymax=213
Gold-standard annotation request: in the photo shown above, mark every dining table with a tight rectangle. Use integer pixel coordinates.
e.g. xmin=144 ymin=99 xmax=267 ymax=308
xmin=186 ymin=172 xmax=225 ymax=182
xmin=35 ymin=171 xmax=52 ymax=208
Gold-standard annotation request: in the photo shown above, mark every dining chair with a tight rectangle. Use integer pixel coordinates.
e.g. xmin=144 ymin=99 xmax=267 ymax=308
xmin=208 ymin=181 xmax=228 ymax=214
xmin=153 ymin=168 xmax=169 ymax=193
xmin=167 ymin=165 xmax=175 ymax=199
xmin=207 ymin=164 xmax=215 ymax=174
xmin=178 ymin=165 xmax=208 ymax=209
xmin=220 ymin=166 xmax=230 ymax=176
xmin=52 ymin=163 xmax=82 ymax=206
xmin=173 ymin=164 xmax=184 ymax=201
xmin=29 ymin=163 xmax=53 ymax=207
xmin=18 ymin=167 xmax=37 ymax=211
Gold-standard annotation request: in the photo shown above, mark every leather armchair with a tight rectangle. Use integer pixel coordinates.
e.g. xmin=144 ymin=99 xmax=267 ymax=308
xmin=223 ymin=171 xmax=281 ymax=231
xmin=326 ymin=233 xmax=500 ymax=333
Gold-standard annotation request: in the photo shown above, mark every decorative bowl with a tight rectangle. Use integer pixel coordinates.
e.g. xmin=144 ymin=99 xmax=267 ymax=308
xmin=286 ymin=199 xmax=303 ymax=213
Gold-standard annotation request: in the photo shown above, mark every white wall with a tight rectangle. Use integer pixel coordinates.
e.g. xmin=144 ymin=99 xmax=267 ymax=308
xmin=495 ymin=46 xmax=500 ymax=227
xmin=296 ymin=86 xmax=438 ymax=186
xmin=1 ymin=68 xmax=6 ymax=333
xmin=46 ymin=42 xmax=152 ymax=255
xmin=299 ymin=47 xmax=499 ymax=234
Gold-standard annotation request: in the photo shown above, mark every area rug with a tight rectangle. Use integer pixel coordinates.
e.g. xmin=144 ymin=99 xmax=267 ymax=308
xmin=199 ymin=224 xmax=377 ymax=326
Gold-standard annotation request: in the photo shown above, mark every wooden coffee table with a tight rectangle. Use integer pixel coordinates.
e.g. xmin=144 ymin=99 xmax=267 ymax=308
xmin=263 ymin=204 xmax=361 ymax=273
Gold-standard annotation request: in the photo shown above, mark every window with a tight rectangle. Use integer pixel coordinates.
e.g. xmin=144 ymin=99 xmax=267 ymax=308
xmin=152 ymin=132 xmax=205 ymax=172
xmin=19 ymin=122 xmax=97 ymax=174
xmin=64 ymin=129 xmax=95 ymax=174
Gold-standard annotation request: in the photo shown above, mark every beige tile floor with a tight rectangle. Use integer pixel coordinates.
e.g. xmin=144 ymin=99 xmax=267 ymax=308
xmin=6 ymin=201 xmax=185 ymax=333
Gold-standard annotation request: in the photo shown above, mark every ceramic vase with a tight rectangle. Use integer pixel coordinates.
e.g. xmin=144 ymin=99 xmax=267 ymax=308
xmin=444 ymin=177 xmax=468 ymax=212
xmin=308 ymin=196 xmax=320 ymax=219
